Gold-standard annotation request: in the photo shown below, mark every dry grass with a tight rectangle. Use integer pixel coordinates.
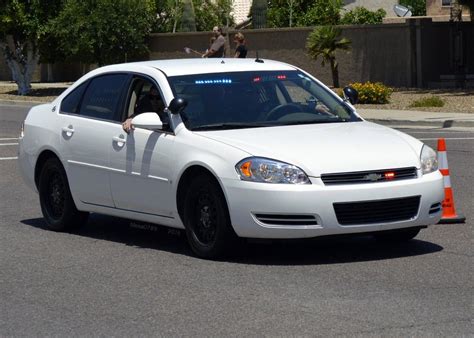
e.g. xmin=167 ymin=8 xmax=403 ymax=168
xmin=0 ymin=82 xmax=70 ymax=103
xmin=356 ymin=88 xmax=474 ymax=113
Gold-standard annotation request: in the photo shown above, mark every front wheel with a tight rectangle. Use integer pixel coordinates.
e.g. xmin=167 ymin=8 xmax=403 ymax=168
xmin=374 ymin=227 xmax=421 ymax=242
xmin=38 ymin=157 xmax=88 ymax=231
xmin=183 ymin=174 xmax=237 ymax=259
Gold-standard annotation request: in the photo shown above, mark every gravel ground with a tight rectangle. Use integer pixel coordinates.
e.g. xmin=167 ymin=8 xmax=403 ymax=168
xmin=1 ymin=82 xmax=473 ymax=113
xmin=357 ymin=89 xmax=474 ymax=113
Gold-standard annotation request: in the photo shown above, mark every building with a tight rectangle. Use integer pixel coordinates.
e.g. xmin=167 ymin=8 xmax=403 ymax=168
xmin=426 ymin=0 xmax=471 ymax=20
xmin=343 ymin=0 xmax=398 ymax=16
xmin=232 ymin=0 xmax=252 ymax=25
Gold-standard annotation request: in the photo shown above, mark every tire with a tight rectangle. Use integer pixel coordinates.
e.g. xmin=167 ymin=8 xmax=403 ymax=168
xmin=38 ymin=157 xmax=88 ymax=231
xmin=183 ymin=174 xmax=237 ymax=259
xmin=374 ymin=227 xmax=421 ymax=242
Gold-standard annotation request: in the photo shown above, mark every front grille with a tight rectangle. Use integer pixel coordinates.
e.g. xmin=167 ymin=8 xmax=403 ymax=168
xmin=255 ymin=214 xmax=318 ymax=226
xmin=333 ymin=196 xmax=420 ymax=225
xmin=321 ymin=167 xmax=417 ymax=185
xmin=429 ymin=203 xmax=442 ymax=214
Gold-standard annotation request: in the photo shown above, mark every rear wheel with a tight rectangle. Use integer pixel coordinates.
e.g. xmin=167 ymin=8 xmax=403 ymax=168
xmin=374 ymin=227 xmax=421 ymax=242
xmin=183 ymin=174 xmax=237 ymax=259
xmin=38 ymin=157 xmax=88 ymax=231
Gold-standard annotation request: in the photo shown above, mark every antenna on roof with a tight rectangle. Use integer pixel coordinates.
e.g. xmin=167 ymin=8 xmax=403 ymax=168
xmin=255 ymin=51 xmax=264 ymax=63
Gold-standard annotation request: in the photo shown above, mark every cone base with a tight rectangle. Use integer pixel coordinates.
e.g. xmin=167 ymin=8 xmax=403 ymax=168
xmin=438 ymin=213 xmax=466 ymax=224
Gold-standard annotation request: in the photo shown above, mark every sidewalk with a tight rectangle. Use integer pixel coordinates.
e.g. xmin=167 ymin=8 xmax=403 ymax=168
xmin=1 ymin=97 xmax=473 ymax=130
xmin=358 ymin=109 xmax=474 ymax=130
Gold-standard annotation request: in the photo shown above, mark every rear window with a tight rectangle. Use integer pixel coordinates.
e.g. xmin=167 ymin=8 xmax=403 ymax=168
xmin=79 ymin=74 xmax=128 ymax=121
xmin=60 ymin=82 xmax=87 ymax=115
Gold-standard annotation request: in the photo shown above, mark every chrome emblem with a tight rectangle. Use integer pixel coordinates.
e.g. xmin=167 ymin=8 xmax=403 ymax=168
xmin=365 ymin=173 xmax=382 ymax=182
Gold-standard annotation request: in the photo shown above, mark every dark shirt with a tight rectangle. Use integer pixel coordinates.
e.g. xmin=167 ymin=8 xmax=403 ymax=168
xmin=235 ymin=45 xmax=247 ymax=58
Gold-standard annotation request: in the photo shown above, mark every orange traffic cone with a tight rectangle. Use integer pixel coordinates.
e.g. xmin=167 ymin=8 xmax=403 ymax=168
xmin=437 ymin=138 xmax=465 ymax=224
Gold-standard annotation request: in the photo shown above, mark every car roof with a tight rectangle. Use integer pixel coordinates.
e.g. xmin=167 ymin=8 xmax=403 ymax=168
xmin=96 ymin=58 xmax=297 ymax=77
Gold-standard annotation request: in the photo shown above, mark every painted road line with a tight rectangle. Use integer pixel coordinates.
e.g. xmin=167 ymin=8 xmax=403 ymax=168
xmin=0 ymin=138 xmax=19 ymax=141
xmin=0 ymin=157 xmax=18 ymax=160
xmin=419 ymin=137 xmax=474 ymax=141
xmin=0 ymin=143 xmax=19 ymax=146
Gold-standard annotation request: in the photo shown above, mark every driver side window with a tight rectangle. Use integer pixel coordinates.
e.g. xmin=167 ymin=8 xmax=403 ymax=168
xmin=124 ymin=77 xmax=165 ymax=121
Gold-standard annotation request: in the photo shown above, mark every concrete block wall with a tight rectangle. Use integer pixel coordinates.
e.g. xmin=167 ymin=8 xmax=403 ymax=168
xmin=149 ymin=24 xmax=413 ymax=88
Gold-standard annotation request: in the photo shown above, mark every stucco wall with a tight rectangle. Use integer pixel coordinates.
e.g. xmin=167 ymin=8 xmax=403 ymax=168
xmin=149 ymin=24 xmax=413 ymax=87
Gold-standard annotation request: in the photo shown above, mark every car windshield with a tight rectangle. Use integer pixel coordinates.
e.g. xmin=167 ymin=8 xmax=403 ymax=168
xmin=167 ymin=70 xmax=361 ymax=131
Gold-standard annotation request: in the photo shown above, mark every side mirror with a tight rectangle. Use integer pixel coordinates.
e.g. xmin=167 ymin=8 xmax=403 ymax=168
xmin=168 ymin=97 xmax=188 ymax=115
xmin=132 ymin=112 xmax=163 ymax=130
xmin=343 ymin=86 xmax=359 ymax=105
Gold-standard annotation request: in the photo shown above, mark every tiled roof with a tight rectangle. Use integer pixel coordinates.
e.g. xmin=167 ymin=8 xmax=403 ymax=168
xmin=232 ymin=0 xmax=252 ymax=24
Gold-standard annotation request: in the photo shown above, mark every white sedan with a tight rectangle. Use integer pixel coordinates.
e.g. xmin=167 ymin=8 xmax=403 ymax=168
xmin=18 ymin=59 xmax=444 ymax=258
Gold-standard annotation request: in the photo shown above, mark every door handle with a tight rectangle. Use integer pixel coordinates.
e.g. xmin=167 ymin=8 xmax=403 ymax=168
xmin=112 ymin=135 xmax=126 ymax=146
xmin=62 ymin=125 xmax=74 ymax=136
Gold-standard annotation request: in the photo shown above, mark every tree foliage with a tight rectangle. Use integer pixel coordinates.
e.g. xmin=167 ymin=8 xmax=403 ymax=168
xmin=306 ymin=25 xmax=351 ymax=88
xmin=268 ymin=0 xmax=343 ymax=27
xmin=341 ymin=7 xmax=386 ymax=25
xmin=49 ymin=0 xmax=156 ymax=66
xmin=0 ymin=0 xmax=63 ymax=94
xmin=154 ymin=0 xmax=233 ymax=32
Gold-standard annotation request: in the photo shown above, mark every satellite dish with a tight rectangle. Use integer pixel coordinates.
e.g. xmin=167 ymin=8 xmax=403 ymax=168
xmin=393 ymin=4 xmax=412 ymax=17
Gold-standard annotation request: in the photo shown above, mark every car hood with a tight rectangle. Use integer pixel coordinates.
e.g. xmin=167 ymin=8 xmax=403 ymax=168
xmin=195 ymin=121 xmax=422 ymax=177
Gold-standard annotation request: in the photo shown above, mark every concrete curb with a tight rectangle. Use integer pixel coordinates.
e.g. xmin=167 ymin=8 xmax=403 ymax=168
xmin=366 ymin=118 xmax=474 ymax=129
xmin=0 ymin=99 xmax=45 ymax=106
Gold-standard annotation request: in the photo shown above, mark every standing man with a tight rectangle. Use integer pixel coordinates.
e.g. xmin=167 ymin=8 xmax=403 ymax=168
xmin=202 ymin=26 xmax=225 ymax=58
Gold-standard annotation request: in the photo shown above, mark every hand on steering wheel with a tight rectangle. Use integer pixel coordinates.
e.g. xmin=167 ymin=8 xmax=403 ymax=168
xmin=265 ymin=103 xmax=304 ymax=121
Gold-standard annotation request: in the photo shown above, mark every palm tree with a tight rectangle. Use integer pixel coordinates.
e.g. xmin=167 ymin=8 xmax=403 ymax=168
xmin=458 ymin=0 xmax=474 ymax=21
xmin=306 ymin=25 xmax=351 ymax=88
xmin=181 ymin=0 xmax=197 ymax=32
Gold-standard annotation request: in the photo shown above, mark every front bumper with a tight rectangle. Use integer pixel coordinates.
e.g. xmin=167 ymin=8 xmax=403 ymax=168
xmin=223 ymin=170 xmax=444 ymax=239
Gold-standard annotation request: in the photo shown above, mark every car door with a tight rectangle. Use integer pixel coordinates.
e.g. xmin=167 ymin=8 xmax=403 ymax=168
xmin=59 ymin=73 xmax=130 ymax=207
xmin=108 ymin=75 xmax=176 ymax=218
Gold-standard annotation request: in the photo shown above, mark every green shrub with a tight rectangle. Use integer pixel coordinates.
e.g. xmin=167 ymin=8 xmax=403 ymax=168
xmin=409 ymin=96 xmax=445 ymax=108
xmin=341 ymin=7 xmax=386 ymax=25
xmin=348 ymin=82 xmax=392 ymax=104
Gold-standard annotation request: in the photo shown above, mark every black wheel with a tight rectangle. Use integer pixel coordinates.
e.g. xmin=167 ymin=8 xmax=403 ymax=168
xmin=183 ymin=174 xmax=237 ymax=259
xmin=374 ymin=227 xmax=421 ymax=242
xmin=38 ymin=157 xmax=88 ymax=231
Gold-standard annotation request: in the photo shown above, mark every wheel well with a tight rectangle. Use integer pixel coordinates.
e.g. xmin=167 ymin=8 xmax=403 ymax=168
xmin=176 ymin=166 xmax=222 ymax=222
xmin=34 ymin=150 xmax=60 ymax=189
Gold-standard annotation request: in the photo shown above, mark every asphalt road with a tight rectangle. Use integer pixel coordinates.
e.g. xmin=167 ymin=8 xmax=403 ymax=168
xmin=1 ymin=104 xmax=472 ymax=336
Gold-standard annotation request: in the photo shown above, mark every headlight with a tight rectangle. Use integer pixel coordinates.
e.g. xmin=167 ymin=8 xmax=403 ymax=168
xmin=236 ymin=157 xmax=310 ymax=184
xmin=420 ymin=145 xmax=438 ymax=174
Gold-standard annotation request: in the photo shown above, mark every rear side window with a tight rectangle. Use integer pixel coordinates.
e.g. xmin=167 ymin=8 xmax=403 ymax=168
xmin=79 ymin=74 xmax=128 ymax=121
xmin=60 ymin=82 xmax=87 ymax=115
